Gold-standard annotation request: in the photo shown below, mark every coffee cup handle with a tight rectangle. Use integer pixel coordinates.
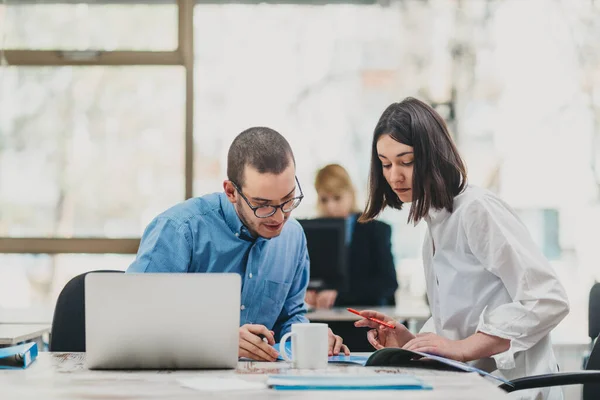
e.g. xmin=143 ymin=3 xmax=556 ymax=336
xmin=279 ymin=332 xmax=295 ymax=362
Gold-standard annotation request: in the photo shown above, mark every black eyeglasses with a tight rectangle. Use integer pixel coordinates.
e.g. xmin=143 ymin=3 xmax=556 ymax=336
xmin=231 ymin=176 xmax=304 ymax=218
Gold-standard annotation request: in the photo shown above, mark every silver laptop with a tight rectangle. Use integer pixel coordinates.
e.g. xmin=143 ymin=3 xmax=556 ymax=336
xmin=85 ymin=273 xmax=240 ymax=370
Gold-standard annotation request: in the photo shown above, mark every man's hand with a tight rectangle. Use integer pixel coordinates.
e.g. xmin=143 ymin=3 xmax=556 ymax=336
xmin=316 ymin=290 xmax=338 ymax=309
xmin=354 ymin=310 xmax=415 ymax=350
xmin=238 ymin=324 xmax=279 ymax=362
xmin=328 ymin=328 xmax=350 ymax=356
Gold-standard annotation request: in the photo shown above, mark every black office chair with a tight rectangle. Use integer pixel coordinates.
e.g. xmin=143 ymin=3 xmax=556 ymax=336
xmin=499 ymin=282 xmax=600 ymax=399
xmin=585 ymin=282 xmax=600 ymax=399
xmin=50 ymin=270 xmax=124 ymax=352
xmin=589 ymin=282 xmax=600 ymax=348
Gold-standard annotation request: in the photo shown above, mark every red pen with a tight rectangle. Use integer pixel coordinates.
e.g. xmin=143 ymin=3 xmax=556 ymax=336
xmin=347 ymin=308 xmax=395 ymax=329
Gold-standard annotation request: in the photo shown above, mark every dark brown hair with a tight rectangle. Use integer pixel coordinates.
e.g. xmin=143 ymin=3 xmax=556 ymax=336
xmin=360 ymin=97 xmax=467 ymax=224
xmin=227 ymin=127 xmax=295 ymax=187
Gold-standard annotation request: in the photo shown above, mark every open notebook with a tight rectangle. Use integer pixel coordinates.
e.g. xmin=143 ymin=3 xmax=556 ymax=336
xmin=365 ymin=348 xmax=513 ymax=386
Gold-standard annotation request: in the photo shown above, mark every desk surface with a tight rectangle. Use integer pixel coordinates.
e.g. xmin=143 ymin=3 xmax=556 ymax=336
xmin=0 ymin=324 xmax=51 ymax=345
xmin=307 ymin=305 xmax=431 ymax=322
xmin=0 ymin=352 xmax=508 ymax=399
xmin=0 ymin=307 xmax=54 ymax=325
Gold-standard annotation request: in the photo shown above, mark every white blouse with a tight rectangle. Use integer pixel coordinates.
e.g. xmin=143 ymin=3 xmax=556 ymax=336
xmin=420 ymin=185 xmax=569 ymax=400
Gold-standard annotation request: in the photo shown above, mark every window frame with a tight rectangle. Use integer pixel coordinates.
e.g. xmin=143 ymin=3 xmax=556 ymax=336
xmin=0 ymin=0 xmax=194 ymax=254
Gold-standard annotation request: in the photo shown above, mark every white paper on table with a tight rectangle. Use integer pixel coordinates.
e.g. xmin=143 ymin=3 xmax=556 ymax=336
xmin=178 ymin=377 xmax=266 ymax=391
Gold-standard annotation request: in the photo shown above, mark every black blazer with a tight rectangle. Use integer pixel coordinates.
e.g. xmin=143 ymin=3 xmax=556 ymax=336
xmin=334 ymin=216 xmax=399 ymax=306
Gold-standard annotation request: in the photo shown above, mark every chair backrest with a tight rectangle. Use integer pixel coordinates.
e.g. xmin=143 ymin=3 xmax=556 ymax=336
xmin=50 ymin=270 xmax=124 ymax=352
xmin=590 ymin=282 xmax=600 ymax=341
xmin=583 ymin=336 xmax=600 ymax=400
xmin=584 ymin=282 xmax=600 ymax=400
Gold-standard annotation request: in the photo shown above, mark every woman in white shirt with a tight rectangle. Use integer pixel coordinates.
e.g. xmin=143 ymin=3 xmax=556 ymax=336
xmin=355 ymin=97 xmax=570 ymax=400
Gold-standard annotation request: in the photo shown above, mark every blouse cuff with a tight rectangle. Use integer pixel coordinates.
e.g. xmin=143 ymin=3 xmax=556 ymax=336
xmin=476 ymin=309 xmax=517 ymax=370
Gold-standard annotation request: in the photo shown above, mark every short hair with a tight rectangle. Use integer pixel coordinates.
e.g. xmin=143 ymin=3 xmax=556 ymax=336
xmin=360 ymin=97 xmax=467 ymax=224
xmin=314 ymin=164 xmax=358 ymax=211
xmin=227 ymin=127 xmax=295 ymax=187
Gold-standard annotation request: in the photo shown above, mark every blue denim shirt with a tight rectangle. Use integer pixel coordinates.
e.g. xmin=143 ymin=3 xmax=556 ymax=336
xmin=127 ymin=192 xmax=309 ymax=339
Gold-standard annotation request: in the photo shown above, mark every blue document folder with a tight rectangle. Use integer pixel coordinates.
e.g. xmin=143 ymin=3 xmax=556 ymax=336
xmin=267 ymin=374 xmax=432 ymax=390
xmin=0 ymin=342 xmax=38 ymax=369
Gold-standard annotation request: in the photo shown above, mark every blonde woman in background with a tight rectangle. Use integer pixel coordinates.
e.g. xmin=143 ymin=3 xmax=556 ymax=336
xmin=304 ymin=164 xmax=399 ymax=309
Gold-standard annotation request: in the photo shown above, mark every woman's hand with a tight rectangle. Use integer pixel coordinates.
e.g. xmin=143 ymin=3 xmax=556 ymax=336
xmin=403 ymin=333 xmax=469 ymax=362
xmin=354 ymin=310 xmax=415 ymax=349
xmin=403 ymin=331 xmax=510 ymax=362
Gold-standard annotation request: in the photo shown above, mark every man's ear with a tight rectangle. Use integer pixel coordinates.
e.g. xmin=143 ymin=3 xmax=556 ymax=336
xmin=223 ymin=180 xmax=237 ymax=204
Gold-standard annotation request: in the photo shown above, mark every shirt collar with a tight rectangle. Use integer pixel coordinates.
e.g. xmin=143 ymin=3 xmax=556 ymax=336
xmin=220 ymin=193 xmax=251 ymax=240
xmin=425 ymin=206 xmax=450 ymax=225
xmin=425 ymin=186 xmax=466 ymax=225
xmin=219 ymin=193 xmax=263 ymax=242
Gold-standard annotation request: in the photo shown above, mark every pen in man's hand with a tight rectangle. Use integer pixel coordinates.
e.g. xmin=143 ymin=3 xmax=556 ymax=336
xmin=258 ymin=334 xmax=268 ymax=344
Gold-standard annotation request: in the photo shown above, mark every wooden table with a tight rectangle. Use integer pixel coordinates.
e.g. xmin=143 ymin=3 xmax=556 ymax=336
xmin=0 ymin=352 xmax=509 ymax=399
xmin=0 ymin=324 xmax=51 ymax=346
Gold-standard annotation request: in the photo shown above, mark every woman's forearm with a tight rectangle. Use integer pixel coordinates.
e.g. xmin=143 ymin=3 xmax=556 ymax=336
xmin=461 ymin=332 xmax=511 ymax=362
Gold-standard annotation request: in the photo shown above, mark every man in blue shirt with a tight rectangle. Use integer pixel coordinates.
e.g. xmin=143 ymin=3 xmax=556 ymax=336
xmin=128 ymin=127 xmax=349 ymax=361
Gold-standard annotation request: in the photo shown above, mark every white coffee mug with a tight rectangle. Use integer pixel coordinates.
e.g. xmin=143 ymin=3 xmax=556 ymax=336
xmin=279 ymin=323 xmax=328 ymax=369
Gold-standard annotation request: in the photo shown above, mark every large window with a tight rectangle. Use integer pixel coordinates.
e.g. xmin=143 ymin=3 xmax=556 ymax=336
xmin=0 ymin=0 xmax=191 ymax=310
xmin=0 ymin=254 xmax=134 ymax=308
xmin=1 ymin=67 xmax=185 ymax=237
xmin=3 ymin=2 xmax=178 ymax=51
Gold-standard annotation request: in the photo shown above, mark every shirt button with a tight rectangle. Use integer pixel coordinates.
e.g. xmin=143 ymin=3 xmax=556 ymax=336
xmin=240 ymin=305 xmax=246 ymax=311
xmin=234 ymin=232 xmax=239 ymax=237
xmin=249 ymin=273 xmax=253 ymax=278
